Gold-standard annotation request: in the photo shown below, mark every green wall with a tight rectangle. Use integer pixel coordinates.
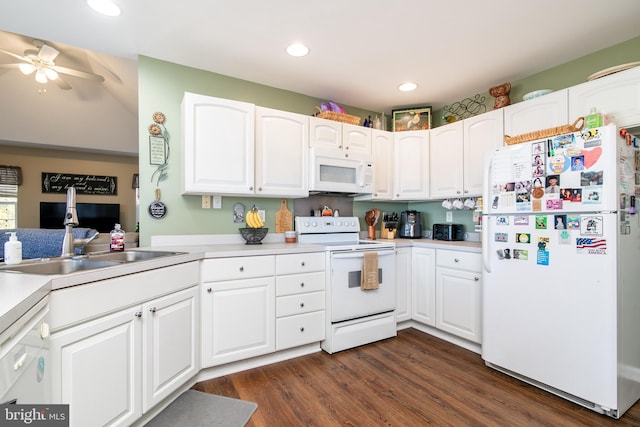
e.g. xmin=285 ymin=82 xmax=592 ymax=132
xmin=139 ymin=36 xmax=640 ymax=245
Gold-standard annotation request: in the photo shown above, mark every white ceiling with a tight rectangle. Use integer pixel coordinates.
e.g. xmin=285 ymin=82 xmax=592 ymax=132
xmin=1 ymin=0 xmax=640 ymax=155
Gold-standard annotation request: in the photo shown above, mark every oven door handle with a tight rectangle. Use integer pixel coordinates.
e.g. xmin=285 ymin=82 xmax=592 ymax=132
xmin=331 ymin=250 xmax=394 ymax=259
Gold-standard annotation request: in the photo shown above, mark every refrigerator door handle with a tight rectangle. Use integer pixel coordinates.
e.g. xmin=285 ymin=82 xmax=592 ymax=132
xmin=482 ymin=215 xmax=491 ymax=273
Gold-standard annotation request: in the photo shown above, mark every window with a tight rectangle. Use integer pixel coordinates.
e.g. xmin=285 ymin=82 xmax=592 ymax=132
xmin=0 ymin=166 xmax=22 ymax=230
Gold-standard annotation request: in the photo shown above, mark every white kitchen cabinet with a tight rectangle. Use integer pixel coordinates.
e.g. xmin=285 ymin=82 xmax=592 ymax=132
xmin=275 ymin=252 xmax=326 ymax=350
xmin=430 ymin=121 xmax=464 ymax=199
xmin=411 ymin=247 xmax=436 ymax=326
xmin=395 ymin=247 xmax=412 ymax=323
xmin=309 ymin=116 xmax=371 ymax=156
xmin=393 ymin=130 xmax=430 ymax=200
xmin=435 ymin=250 xmax=482 ymax=343
xmin=255 ymin=107 xmax=309 ymax=197
xmin=355 ymin=129 xmax=394 ymax=201
xmin=49 ymin=263 xmax=200 ymax=427
xmin=51 ymin=306 xmax=141 ymax=427
xmin=503 ymin=89 xmax=568 ymax=137
xmin=200 ymin=256 xmax=276 ymax=367
xmin=569 ymin=66 xmax=640 ymax=128
xmin=462 ymin=109 xmax=505 ymax=196
xmin=181 ymin=92 xmax=255 ymax=195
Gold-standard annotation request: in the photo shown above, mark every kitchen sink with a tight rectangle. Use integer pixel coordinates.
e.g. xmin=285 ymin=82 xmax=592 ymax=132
xmin=0 ymin=250 xmax=185 ymax=275
xmin=86 ymin=250 xmax=183 ymax=263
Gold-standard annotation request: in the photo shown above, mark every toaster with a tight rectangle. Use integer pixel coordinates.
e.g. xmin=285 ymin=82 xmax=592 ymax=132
xmin=432 ymin=224 xmax=465 ymax=241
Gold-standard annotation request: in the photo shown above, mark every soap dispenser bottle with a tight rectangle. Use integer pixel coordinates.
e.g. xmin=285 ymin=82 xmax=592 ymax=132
xmin=110 ymin=223 xmax=125 ymax=252
xmin=4 ymin=231 xmax=22 ymax=265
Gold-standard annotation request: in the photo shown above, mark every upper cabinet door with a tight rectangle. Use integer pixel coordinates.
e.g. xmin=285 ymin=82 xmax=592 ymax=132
xmin=463 ymin=109 xmax=504 ymax=196
xmin=371 ymin=129 xmax=394 ymax=199
xmin=393 ymin=130 xmax=430 ymax=200
xmin=255 ymin=107 xmax=309 ymax=197
xmin=503 ymin=89 xmax=568 ymax=137
xmin=430 ymin=121 xmax=464 ymax=199
xmin=181 ymin=92 xmax=255 ymax=195
xmin=309 ymin=116 xmax=342 ymax=151
xmin=342 ymin=123 xmax=372 ymax=155
xmin=569 ymin=66 xmax=640 ymax=128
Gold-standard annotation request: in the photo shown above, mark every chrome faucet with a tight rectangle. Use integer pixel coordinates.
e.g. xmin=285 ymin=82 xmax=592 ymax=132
xmin=61 ymin=187 xmax=99 ymax=257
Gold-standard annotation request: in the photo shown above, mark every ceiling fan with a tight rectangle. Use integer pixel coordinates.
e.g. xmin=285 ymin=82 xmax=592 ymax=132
xmin=0 ymin=40 xmax=105 ymax=90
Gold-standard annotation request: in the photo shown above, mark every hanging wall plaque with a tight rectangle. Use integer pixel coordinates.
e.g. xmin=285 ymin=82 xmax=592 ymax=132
xmin=42 ymin=172 xmax=117 ymax=195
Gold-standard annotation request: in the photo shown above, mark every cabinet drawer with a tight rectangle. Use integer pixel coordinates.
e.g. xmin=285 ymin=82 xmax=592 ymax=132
xmin=276 ymin=311 xmax=325 ymax=350
xmin=436 ymin=250 xmax=481 ymax=272
xmin=276 ymin=252 xmax=325 ymax=275
xmin=276 ymin=271 xmax=325 ymax=296
xmin=201 ymin=256 xmax=275 ymax=281
xmin=276 ymin=291 xmax=325 ymax=317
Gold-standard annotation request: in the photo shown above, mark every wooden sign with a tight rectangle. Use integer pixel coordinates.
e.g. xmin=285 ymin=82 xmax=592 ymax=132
xmin=42 ymin=172 xmax=117 ymax=195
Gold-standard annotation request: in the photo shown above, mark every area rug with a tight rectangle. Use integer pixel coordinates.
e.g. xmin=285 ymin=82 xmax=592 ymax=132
xmin=146 ymin=390 xmax=258 ymax=427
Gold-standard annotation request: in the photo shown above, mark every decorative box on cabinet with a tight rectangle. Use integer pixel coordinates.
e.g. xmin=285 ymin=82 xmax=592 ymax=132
xmin=275 ymin=252 xmax=326 ymax=350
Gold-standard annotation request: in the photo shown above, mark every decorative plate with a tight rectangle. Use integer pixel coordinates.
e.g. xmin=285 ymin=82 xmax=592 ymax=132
xmin=587 ymin=62 xmax=640 ymax=81
xmin=523 ymin=89 xmax=552 ymax=101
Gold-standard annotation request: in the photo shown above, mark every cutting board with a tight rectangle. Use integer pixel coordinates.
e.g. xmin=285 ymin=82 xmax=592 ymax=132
xmin=275 ymin=199 xmax=292 ymax=233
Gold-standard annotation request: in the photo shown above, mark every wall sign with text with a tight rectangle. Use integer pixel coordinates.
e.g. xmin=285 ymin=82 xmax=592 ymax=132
xmin=42 ymin=172 xmax=118 ymax=195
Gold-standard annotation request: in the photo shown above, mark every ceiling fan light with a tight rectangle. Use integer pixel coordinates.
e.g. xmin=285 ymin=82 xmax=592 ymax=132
xmin=18 ymin=63 xmax=36 ymax=75
xmin=87 ymin=0 xmax=122 ymax=17
xmin=44 ymin=68 xmax=59 ymax=80
xmin=35 ymin=69 xmax=48 ymax=84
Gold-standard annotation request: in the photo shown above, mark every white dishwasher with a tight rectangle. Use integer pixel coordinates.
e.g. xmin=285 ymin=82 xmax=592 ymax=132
xmin=0 ymin=296 xmax=50 ymax=405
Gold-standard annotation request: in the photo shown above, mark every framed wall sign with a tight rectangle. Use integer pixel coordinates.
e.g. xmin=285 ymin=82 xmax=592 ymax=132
xmin=392 ymin=106 xmax=432 ymax=132
xmin=149 ymin=135 xmax=167 ymax=165
xmin=42 ymin=172 xmax=117 ymax=195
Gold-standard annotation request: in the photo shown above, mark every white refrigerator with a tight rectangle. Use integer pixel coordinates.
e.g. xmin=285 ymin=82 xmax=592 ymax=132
xmin=481 ymin=124 xmax=640 ymax=418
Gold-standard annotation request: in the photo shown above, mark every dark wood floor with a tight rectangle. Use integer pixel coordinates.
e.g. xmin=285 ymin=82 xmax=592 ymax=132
xmin=193 ymin=328 xmax=640 ymax=426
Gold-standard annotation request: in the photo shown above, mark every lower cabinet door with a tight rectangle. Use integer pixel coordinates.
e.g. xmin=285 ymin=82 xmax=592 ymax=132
xmin=143 ymin=286 xmax=199 ymax=412
xmin=435 ymin=267 xmax=482 ymax=343
xmin=276 ymin=311 xmax=325 ymax=350
xmin=201 ymin=277 xmax=275 ymax=367
xmin=50 ymin=308 xmax=142 ymax=427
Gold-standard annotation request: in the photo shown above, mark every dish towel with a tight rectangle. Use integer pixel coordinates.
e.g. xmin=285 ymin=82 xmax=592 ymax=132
xmin=361 ymin=252 xmax=379 ymax=290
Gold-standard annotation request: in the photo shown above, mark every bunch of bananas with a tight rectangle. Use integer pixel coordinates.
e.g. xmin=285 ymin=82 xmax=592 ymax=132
xmin=246 ymin=206 xmax=264 ymax=228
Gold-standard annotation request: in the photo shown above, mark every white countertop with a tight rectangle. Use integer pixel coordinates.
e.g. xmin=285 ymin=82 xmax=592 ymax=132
xmin=0 ymin=237 xmax=481 ymax=335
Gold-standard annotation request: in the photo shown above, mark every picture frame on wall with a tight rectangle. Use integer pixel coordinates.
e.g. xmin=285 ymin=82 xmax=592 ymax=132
xmin=392 ymin=106 xmax=432 ymax=132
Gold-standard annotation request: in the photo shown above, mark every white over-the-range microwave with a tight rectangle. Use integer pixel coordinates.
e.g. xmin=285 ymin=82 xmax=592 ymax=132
xmin=309 ymin=147 xmax=375 ymax=195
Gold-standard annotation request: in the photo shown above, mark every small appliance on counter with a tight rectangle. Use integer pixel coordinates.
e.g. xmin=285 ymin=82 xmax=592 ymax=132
xmin=398 ymin=210 xmax=423 ymax=238
xmin=432 ymin=223 xmax=465 ymax=241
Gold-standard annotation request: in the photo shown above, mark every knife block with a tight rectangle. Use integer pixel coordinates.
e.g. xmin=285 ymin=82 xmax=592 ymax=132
xmin=380 ymin=221 xmax=396 ymax=239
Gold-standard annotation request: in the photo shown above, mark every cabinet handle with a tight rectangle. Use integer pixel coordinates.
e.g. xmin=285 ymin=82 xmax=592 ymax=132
xmin=344 ymin=153 xmax=349 ymax=158
xmin=456 ymin=190 xmax=461 ymax=194
xmin=338 ymin=145 xmax=343 ymax=149
xmin=301 ymin=261 xmax=305 ymax=267
xmin=300 ymin=282 xmax=305 ymax=288
xmin=474 ymin=277 xmax=480 ymax=281
xmin=149 ymin=307 xmax=157 ymax=313
xmin=249 ymin=186 xmax=253 ymax=191
xmin=258 ymin=187 xmax=262 ymax=191
xmin=300 ymin=302 xmax=305 ymax=308
xmin=207 ymin=287 xmax=212 ymax=293
xmin=239 ymin=266 xmax=244 ymax=272
xmin=299 ymin=327 xmax=305 ymax=333
xmin=134 ymin=312 xmax=142 ymax=318
xmin=464 ymin=190 xmax=469 ymax=194
xmin=454 ymin=258 xmax=460 ymax=262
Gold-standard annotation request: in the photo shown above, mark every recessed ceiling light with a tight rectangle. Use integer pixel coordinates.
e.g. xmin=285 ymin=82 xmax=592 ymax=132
xmin=398 ymin=82 xmax=418 ymax=92
xmin=286 ymin=43 xmax=309 ymax=57
xmin=87 ymin=0 xmax=122 ymax=17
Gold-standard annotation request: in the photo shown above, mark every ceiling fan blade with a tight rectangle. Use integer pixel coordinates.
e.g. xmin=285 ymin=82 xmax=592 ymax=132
xmin=53 ymin=65 xmax=105 ymax=82
xmin=38 ymin=44 xmax=60 ymax=63
xmin=0 ymin=63 xmax=22 ymax=70
xmin=53 ymin=76 xmax=72 ymax=90
xmin=0 ymin=47 xmax=30 ymax=62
